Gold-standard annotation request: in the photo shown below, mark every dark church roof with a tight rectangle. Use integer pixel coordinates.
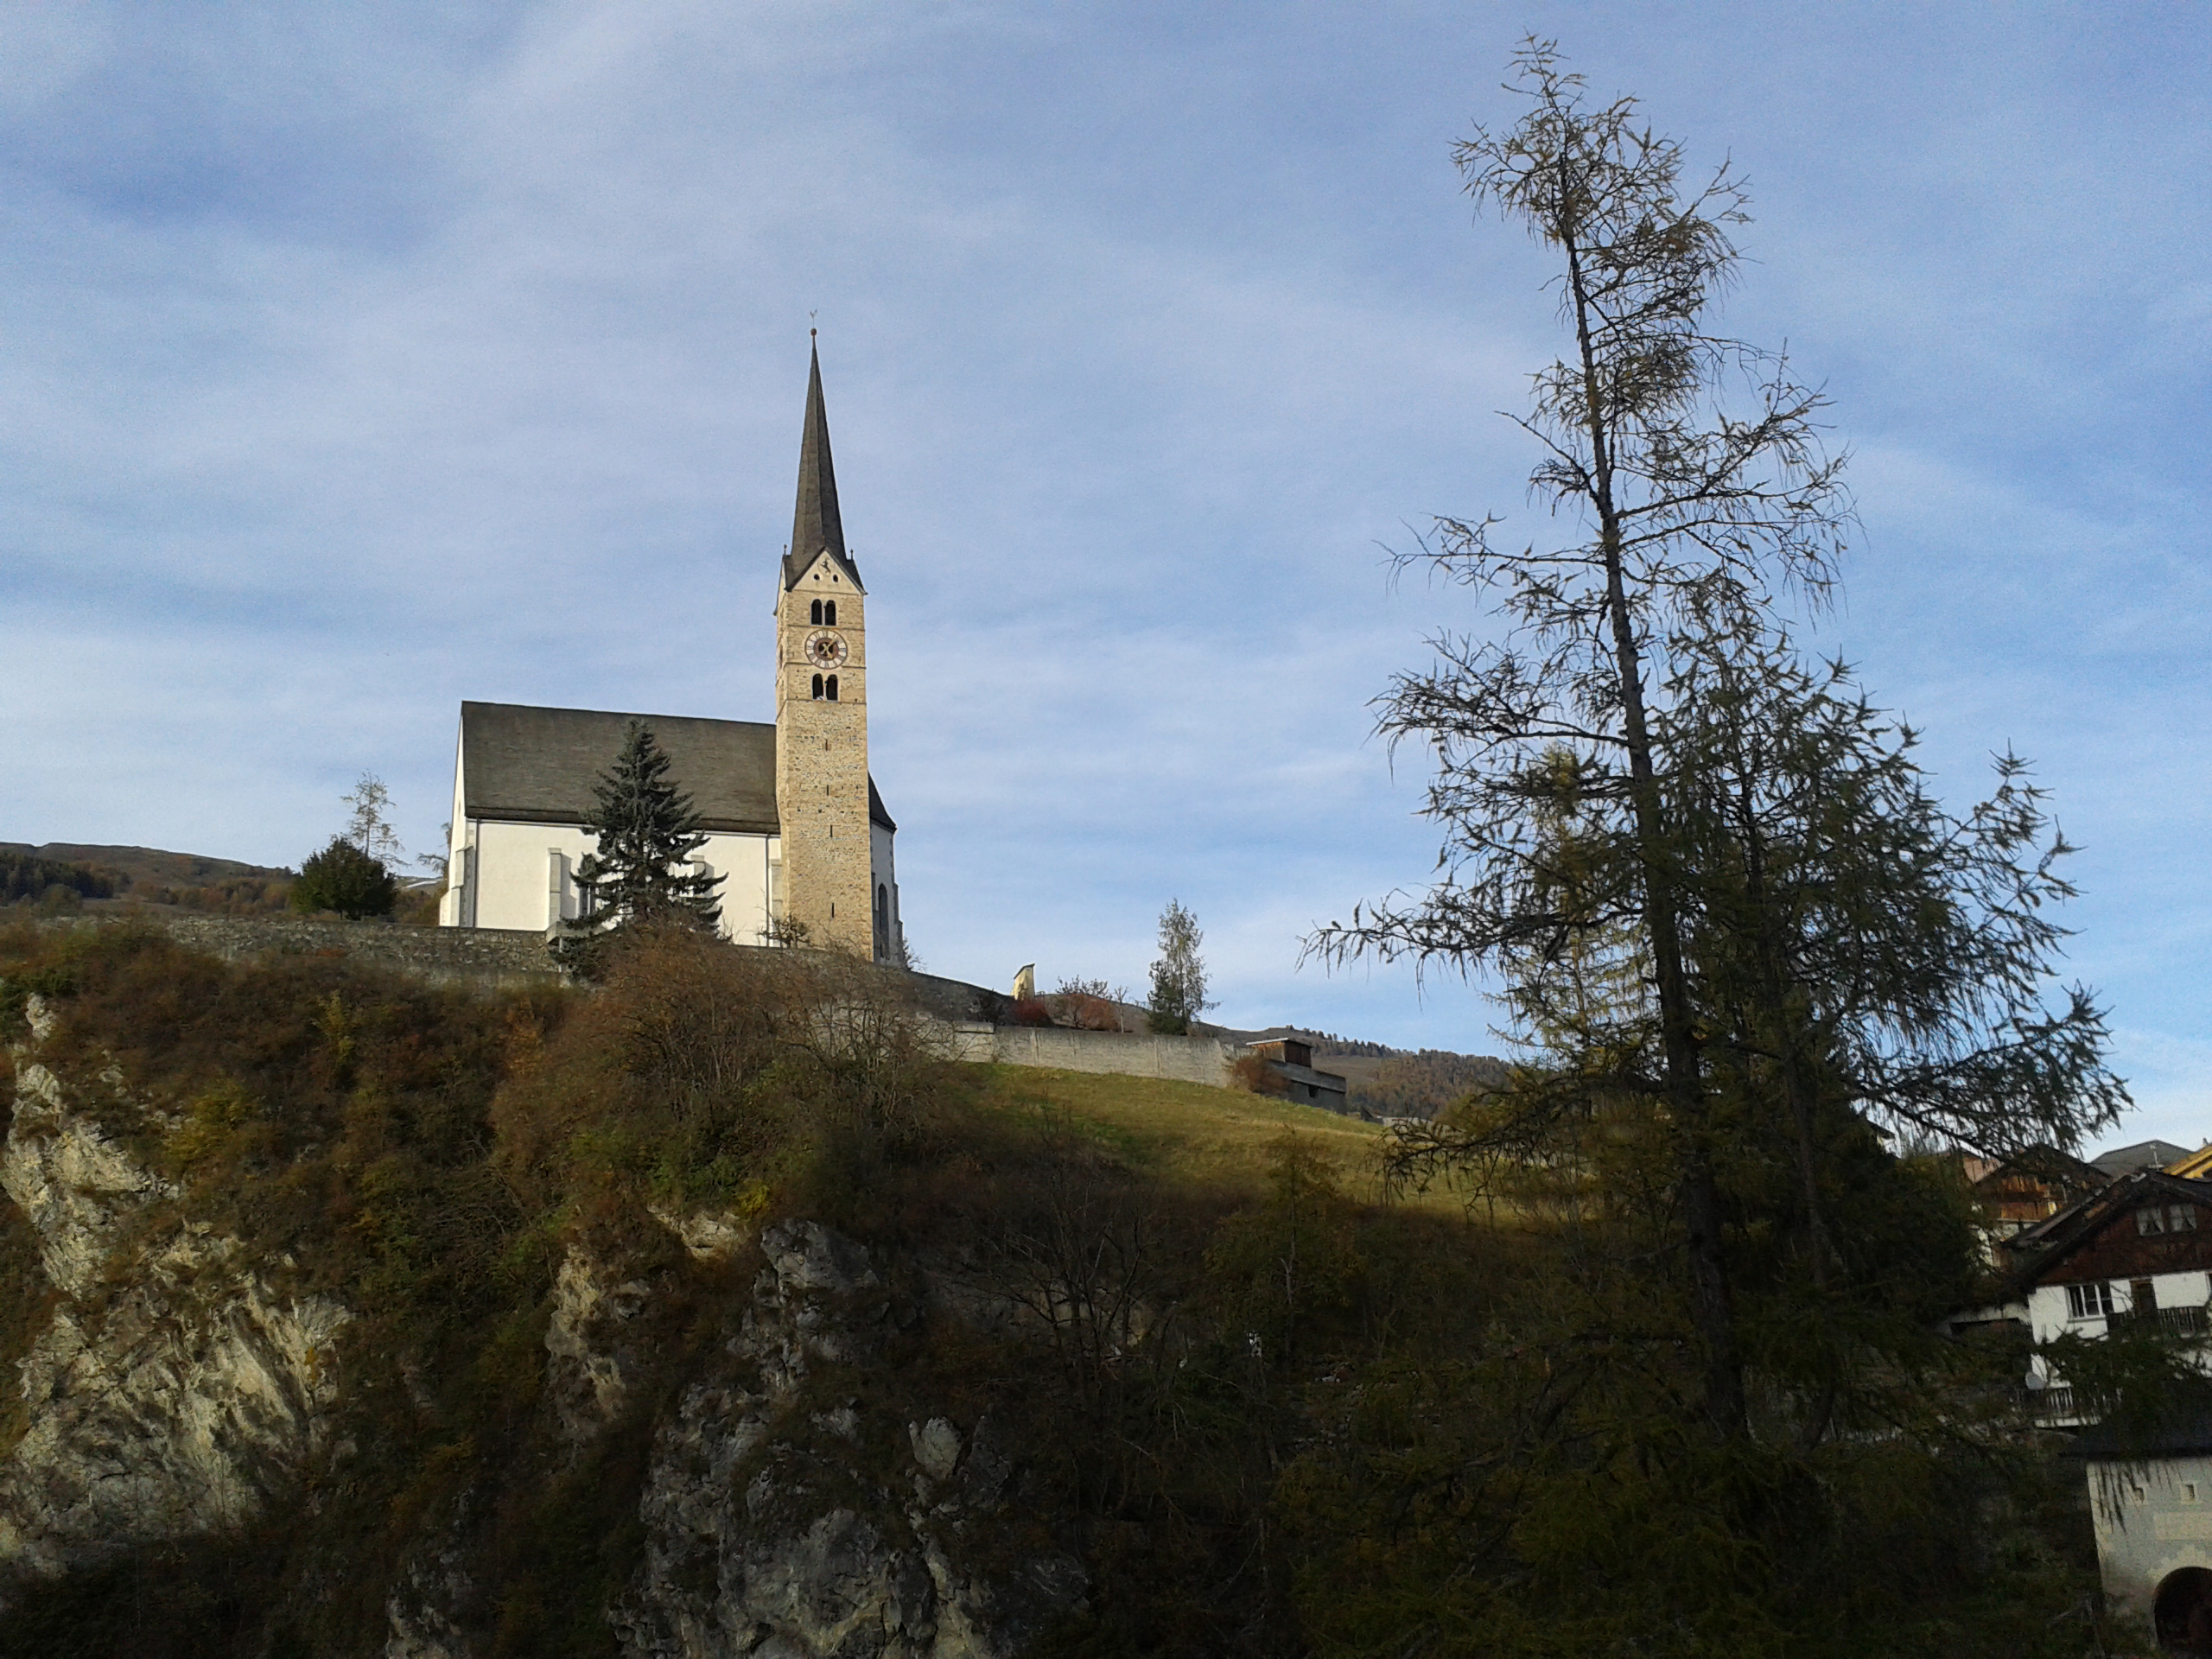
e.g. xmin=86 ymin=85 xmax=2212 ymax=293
xmin=458 ymin=701 xmax=893 ymax=836
xmin=782 ymin=340 xmax=866 ymax=594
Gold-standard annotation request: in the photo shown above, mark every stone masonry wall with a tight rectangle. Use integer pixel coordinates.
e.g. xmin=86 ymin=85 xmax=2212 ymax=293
xmin=38 ymin=914 xmax=564 ymax=990
xmin=944 ymin=1022 xmax=1239 ymax=1089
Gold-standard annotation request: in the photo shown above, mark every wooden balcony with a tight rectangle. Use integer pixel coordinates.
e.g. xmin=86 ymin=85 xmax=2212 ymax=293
xmin=2110 ymin=1305 xmax=2211 ymax=1338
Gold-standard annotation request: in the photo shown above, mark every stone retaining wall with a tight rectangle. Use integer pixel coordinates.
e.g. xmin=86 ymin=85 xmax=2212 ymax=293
xmin=39 ymin=913 xmax=565 ymax=990
xmin=942 ymin=1021 xmax=1238 ymax=1088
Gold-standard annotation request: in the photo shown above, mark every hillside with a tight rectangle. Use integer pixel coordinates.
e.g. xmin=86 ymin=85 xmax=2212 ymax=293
xmin=2 ymin=843 xmax=295 ymax=916
xmin=0 ymin=842 xmax=291 ymax=888
xmin=0 ymin=922 xmax=2112 ymax=1657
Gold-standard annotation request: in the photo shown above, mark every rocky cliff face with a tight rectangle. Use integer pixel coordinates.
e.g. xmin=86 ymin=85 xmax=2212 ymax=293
xmin=3 ymin=999 xmax=1085 ymax=1657
xmin=609 ymin=1220 xmax=1085 ymax=1659
xmin=0 ymin=995 xmax=346 ymax=1584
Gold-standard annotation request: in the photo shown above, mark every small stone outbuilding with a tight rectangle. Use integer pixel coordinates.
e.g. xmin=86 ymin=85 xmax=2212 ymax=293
xmin=2068 ymin=1395 xmax=2212 ymax=1649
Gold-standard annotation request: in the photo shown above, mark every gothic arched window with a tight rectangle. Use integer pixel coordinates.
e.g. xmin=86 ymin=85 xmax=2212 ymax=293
xmin=823 ymin=600 xmax=837 ymax=626
xmin=825 ymin=674 xmax=839 ymax=701
xmin=811 ymin=672 xmax=824 ymax=700
xmin=810 ymin=599 xmax=823 ymax=625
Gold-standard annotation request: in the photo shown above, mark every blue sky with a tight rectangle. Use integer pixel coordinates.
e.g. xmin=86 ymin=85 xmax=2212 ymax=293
xmin=3 ymin=3 xmax=2206 ymax=1155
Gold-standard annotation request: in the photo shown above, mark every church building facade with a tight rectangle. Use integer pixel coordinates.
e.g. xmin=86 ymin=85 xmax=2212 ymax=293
xmin=438 ymin=346 xmax=902 ymax=963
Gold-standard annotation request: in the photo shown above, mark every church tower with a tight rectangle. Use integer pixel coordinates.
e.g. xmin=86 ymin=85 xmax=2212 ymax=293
xmin=774 ymin=340 xmax=875 ymax=957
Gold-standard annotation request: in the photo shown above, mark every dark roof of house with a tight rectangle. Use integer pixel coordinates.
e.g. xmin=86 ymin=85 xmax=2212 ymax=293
xmin=2004 ymin=1167 xmax=2212 ymax=1286
xmin=781 ymin=340 xmax=865 ymax=595
xmin=458 ymin=702 xmax=893 ymax=835
xmin=2091 ymin=1139 xmax=2193 ymax=1177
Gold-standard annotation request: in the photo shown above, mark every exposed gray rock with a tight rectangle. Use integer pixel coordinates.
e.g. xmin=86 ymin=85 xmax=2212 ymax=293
xmin=544 ymin=1247 xmax=652 ymax=1445
xmin=908 ymin=1419 xmax=962 ymax=1484
xmin=613 ymin=1224 xmax=1086 ymax=1659
xmin=651 ymin=1205 xmax=753 ymax=1262
xmin=0 ymin=1001 xmax=348 ymax=1587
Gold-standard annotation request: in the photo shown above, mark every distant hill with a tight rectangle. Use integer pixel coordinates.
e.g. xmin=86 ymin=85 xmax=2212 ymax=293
xmin=1 ymin=843 xmax=295 ymax=916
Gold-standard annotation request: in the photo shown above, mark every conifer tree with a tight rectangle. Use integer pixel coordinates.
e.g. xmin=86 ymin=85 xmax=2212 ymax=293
xmin=570 ymin=720 xmax=722 ymax=934
xmin=1311 ymin=41 xmax=2123 ymax=1439
xmin=1147 ymin=899 xmax=1212 ymax=1035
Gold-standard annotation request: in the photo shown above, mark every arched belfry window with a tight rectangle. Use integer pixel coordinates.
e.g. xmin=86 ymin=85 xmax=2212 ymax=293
xmin=826 ymin=674 xmax=839 ymax=701
xmin=810 ymin=599 xmax=823 ymax=625
xmin=823 ymin=600 xmax=837 ymax=626
xmin=811 ymin=673 xmax=824 ymax=700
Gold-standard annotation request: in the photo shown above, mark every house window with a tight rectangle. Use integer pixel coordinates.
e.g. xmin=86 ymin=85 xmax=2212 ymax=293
xmin=810 ymin=598 xmax=823 ymax=625
xmin=811 ymin=672 xmax=824 ymax=700
xmin=826 ymin=674 xmax=839 ymax=701
xmin=2175 ymin=1205 xmax=2201 ymax=1232
xmin=2139 ymin=1207 xmax=2167 ymax=1236
xmin=823 ymin=599 xmax=836 ymax=626
xmin=2067 ymin=1281 xmax=2116 ymax=1320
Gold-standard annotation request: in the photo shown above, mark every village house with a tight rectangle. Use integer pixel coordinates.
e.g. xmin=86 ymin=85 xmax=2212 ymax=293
xmin=1937 ymin=1151 xmax=2212 ymax=1639
xmin=1998 ymin=1169 xmax=2212 ymax=1423
xmin=1961 ymin=1144 xmax=2108 ymax=1258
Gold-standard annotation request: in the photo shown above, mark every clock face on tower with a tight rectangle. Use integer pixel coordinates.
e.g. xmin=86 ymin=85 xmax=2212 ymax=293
xmin=804 ymin=630 xmax=849 ymax=670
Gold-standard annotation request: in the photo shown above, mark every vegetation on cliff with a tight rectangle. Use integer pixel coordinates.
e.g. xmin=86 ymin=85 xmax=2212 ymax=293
xmin=0 ymin=923 xmax=2118 ymax=1656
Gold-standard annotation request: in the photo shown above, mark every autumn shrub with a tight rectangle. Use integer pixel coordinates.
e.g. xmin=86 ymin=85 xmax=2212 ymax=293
xmin=492 ymin=925 xmax=952 ymax=1231
xmin=1050 ymin=976 xmax=1126 ymax=1032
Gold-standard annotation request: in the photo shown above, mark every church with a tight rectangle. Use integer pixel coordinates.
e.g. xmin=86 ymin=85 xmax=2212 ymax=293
xmin=437 ymin=343 xmax=903 ymax=963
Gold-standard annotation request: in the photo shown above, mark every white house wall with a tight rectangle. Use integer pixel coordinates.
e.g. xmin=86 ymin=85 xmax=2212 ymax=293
xmin=2030 ymin=1271 xmax=2212 ymax=1345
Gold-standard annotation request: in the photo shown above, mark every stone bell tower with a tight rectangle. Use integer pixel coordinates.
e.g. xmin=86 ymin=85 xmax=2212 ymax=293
xmin=773 ymin=338 xmax=874 ymax=957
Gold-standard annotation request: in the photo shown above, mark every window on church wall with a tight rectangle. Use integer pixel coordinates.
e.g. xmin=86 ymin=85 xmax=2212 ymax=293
xmin=810 ymin=599 xmax=823 ymax=625
xmin=812 ymin=673 xmax=824 ymax=700
xmin=826 ymin=674 xmax=839 ymax=701
xmin=823 ymin=600 xmax=836 ymax=626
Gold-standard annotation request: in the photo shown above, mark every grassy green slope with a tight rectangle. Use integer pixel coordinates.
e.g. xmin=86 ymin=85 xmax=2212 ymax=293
xmin=953 ymin=1063 xmax=1449 ymax=1211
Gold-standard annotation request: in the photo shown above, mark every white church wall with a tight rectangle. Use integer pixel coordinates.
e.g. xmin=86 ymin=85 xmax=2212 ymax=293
xmin=449 ymin=818 xmax=778 ymax=943
xmin=440 ymin=729 xmax=469 ymax=927
xmin=870 ymin=819 xmax=899 ymax=962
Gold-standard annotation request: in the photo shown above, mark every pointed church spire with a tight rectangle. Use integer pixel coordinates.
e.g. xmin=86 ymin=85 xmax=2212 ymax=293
xmin=785 ymin=334 xmax=861 ymax=590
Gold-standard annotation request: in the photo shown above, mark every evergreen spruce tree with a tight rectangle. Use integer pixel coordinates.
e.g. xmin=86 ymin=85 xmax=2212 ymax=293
xmin=1146 ymin=899 xmax=1212 ymax=1035
xmin=569 ymin=721 xmax=723 ymax=938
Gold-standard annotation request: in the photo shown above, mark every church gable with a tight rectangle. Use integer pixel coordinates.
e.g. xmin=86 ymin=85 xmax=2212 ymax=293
xmin=784 ymin=544 xmax=865 ymax=596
